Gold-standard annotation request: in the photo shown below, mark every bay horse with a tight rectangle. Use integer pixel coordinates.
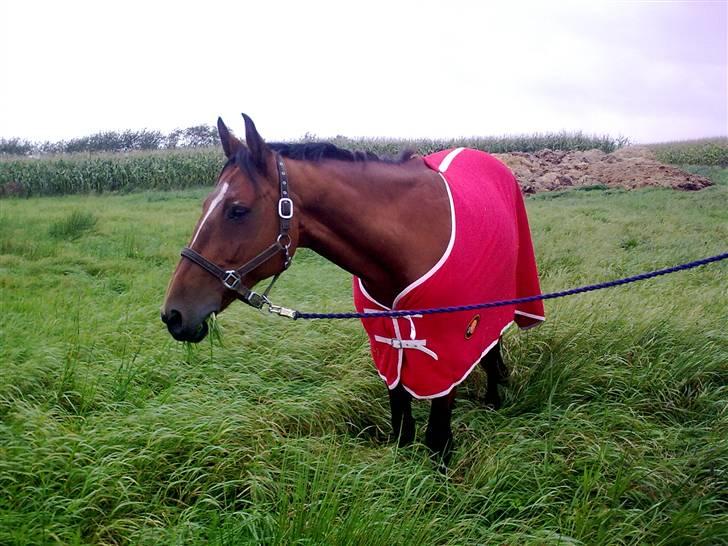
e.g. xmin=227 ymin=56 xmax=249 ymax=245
xmin=162 ymin=114 xmax=544 ymax=465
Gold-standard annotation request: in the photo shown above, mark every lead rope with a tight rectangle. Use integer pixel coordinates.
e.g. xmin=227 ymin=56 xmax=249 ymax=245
xmin=260 ymin=251 xmax=728 ymax=320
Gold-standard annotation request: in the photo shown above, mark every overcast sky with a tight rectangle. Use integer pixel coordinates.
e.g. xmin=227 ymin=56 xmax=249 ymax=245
xmin=1 ymin=0 xmax=726 ymax=143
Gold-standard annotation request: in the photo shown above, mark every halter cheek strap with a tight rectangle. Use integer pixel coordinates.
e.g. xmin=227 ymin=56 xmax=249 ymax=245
xmin=180 ymin=153 xmax=294 ymax=311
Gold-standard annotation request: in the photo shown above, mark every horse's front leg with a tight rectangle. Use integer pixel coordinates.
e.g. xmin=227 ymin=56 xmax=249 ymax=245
xmin=388 ymin=383 xmax=415 ymax=446
xmin=426 ymin=388 xmax=457 ymax=467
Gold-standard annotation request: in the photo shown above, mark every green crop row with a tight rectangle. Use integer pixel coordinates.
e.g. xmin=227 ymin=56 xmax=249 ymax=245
xmin=0 ymin=149 xmax=223 ymax=197
xmin=0 ymin=132 xmax=626 ymax=197
xmin=317 ymin=131 xmax=627 ymax=157
xmin=649 ymin=137 xmax=728 ymax=166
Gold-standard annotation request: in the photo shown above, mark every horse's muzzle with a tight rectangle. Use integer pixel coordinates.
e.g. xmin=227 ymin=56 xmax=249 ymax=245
xmin=161 ymin=309 xmax=209 ymax=343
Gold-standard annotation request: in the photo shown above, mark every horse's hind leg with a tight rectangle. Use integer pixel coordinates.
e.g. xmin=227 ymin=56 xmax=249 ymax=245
xmin=426 ymin=388 xmax=457 ymax=468
xmin=480 ymin=340 xmax=509 ymax=410
xmin=388 ymin=383 xmax=415 ymax=446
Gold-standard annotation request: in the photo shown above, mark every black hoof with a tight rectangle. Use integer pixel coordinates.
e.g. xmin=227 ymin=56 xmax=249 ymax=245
xmin=429 ymin=443 xmax=453 ymax=472
xmin=426 ymin=430 xmax=453 ymax=469
xmin=484 ymin=388 xmax=502 ymax=410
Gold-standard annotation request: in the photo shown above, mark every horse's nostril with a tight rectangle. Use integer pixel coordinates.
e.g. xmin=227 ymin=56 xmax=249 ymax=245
xmin=162 ymin=309 xmax=182 ymax=327
xmin=162 ymin=308 xmax=208 ymax=343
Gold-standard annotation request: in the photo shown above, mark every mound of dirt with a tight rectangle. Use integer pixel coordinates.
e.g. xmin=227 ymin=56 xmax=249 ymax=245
xmin=494 ymin=146 xmax=712 ymax=194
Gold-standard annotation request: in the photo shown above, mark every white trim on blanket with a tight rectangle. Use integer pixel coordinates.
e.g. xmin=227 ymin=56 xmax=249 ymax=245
xmin=515 ymin=310 xmax=545 ymax=321
xmin=358 ymin=278 xmax=390 ymax=310
xmin=402 ymin=320 xmax=515 ymax=400
xmin=392 ymin=172 xmax=456 ymax=309
xmin=390 ymin=316 xmax=404 ymax=389
xmin=364 ymin=308 xmax=392 ymax=385
xmin=515 ymin=310 xmax=546 ymax=330
xmin=363 ymin=306 xmax=402 ymax=389
xmin=357 ymin=149 xmax=460 ymax=312
xmin=438 ymin=147 xmax=465 ymax=173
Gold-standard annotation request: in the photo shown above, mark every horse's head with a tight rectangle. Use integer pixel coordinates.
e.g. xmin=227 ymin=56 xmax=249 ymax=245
xmin=161 ymin=114 xmax=298 ymax=342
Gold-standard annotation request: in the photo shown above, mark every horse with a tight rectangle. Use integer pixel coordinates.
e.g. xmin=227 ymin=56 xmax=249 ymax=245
xmin=162 ymin=114 xmax=545 ymax=465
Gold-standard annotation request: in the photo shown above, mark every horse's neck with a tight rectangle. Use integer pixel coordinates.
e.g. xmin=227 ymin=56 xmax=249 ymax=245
xmin=291 ymin=159 xmax=450 ymax=307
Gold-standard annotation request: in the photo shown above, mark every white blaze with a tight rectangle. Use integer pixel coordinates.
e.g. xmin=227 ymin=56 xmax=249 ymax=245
xmin=189 ymin=182 xmax=229 ymax=249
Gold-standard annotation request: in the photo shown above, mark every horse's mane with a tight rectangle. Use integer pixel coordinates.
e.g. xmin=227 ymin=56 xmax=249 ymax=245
xmin=269 ymin=142 xmax=417 ymax=165
xmin=225 ymin=141 xmax=414 ymax=180
xmin=269 ymin=142 xmax=384 ymax=162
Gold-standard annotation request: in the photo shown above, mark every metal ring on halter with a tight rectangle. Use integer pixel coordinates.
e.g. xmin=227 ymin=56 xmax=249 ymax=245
xmin=277 ymin=233 xmax=292 ymax=249
xmin=222 ymin=270 xmax=242 ymax=290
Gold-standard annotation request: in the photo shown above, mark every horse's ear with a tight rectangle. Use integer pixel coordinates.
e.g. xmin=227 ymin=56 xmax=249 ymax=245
xmin=242 ymin=113 xmax=270 ymax=175
xmin=217 ymin=117 xmax=244 ymax=159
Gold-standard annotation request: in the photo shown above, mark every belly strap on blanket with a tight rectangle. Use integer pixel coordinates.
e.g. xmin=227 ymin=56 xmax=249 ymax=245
xmin=373 ymin=335 xmax=439 ymax=360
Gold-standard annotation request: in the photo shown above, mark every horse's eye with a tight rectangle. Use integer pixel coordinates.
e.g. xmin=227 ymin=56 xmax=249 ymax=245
xmin=227 ymin=205 xmax=250 ymax=221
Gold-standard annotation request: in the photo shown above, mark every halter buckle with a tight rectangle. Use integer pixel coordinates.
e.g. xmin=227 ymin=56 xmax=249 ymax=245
xmin=245 ymin=291 xmax=267 ymax=309
xmin=278 ymin=198 xmax=293 ymax=219
xmin=223 ymin=270 xmax=242 ymax=290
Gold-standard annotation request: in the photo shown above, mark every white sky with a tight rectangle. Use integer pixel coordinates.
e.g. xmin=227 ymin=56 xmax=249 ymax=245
xmin=1 ymin=0 xmax=726 ymax=143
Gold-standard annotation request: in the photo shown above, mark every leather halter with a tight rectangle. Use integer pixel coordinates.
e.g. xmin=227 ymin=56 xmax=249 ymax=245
xmin=180 ymin=153 xmax=294 ymax=310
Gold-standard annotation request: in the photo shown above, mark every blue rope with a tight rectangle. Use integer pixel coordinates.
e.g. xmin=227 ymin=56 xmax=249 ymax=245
xmin=293 ymin=252 xmax=728 ymax=320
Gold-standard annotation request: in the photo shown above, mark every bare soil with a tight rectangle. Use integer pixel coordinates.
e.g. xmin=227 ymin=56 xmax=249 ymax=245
xmin=494 ymin=146 xmax=713 ymax=194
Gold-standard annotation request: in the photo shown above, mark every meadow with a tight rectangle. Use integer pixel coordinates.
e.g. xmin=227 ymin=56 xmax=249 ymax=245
xmin=1 ymin=159 xmax=727 ymax=544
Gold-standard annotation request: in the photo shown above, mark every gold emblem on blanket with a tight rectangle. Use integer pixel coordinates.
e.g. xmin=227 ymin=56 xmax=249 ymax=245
xmin=465 ymin=315 xmax=480 ymax=339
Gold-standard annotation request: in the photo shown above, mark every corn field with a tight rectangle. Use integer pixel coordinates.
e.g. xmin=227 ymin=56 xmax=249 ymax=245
xmin=649 ymin=137 xmax=728 ymax=167
xmin=0 ymin=149 xmax=222 ymax=197
xmin=0 ymin=132 xmax=628 ymax=197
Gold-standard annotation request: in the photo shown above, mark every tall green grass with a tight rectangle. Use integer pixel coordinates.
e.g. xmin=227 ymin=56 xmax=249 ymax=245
xmin=48 ymin=210 xmax=98 ymax=240
xmin=0 ymin=170 xmax=726 ymax=544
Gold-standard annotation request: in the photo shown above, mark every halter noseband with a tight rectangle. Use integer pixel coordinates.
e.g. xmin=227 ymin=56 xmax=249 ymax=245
xmin=180 ymin=153 xmax=294 ymax=310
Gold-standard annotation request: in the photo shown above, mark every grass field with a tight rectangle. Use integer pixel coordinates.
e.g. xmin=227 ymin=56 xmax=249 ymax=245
xmin=1 ymin=168 xmax=727 ymax=544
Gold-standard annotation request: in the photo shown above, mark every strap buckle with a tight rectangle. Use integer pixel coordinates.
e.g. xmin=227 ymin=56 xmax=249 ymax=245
xmin=278 ymin=198 xmax=293 ymax=219
xmin=223 ymin=270 xmax=242 ymax=290
xmin=373 ymin=335 xmax=439 ymax=360
xmin=244 ymin=291 xmax=267 ymax=309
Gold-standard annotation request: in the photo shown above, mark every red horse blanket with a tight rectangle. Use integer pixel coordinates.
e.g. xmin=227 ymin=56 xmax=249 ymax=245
xmin=352 ymin=148 xmax=545 ymax=399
